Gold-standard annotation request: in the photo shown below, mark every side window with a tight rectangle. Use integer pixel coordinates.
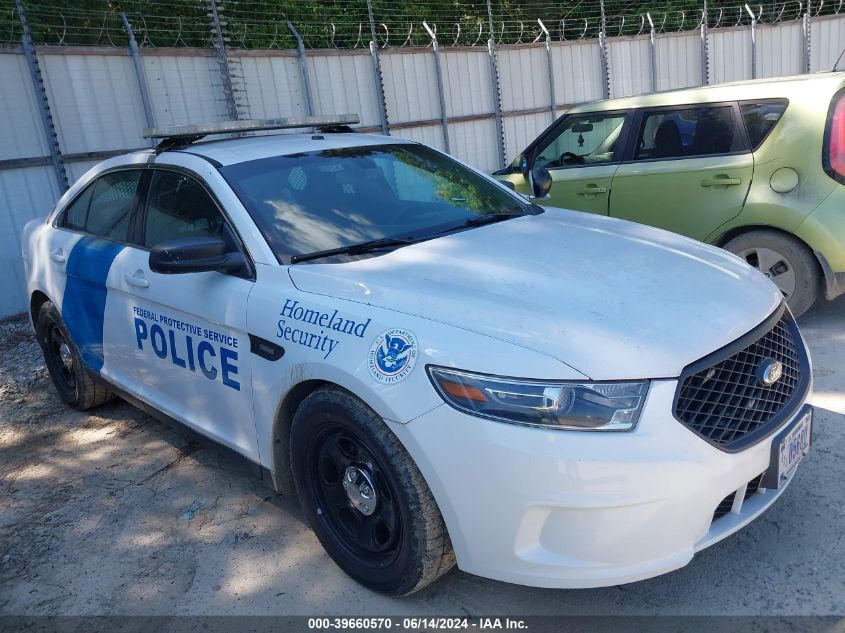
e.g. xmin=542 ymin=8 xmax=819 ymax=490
xmin=740 ymin=100 xmax=788 ymax=150
xmin=61 ymin=171 xmax=140 ymax=241
xmin=63 ymin=185 xmax=94 ymax=232
xmin=635 ymin=105 xmax=744 ymax=160
xmin=143 ymin=171 xmax=226 ymax=248
xmin=534 ymin=113 xmax=627 ymax=169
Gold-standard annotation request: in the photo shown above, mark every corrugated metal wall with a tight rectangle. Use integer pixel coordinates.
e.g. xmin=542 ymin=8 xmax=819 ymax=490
xmin=551 ymin=40 xmax=604 ymax=104
xmin=609 ymin=36 xmax=653 ymax=97
xmin=2 ymin=13 xmax=845 ymax=316
xmin=709 ymin=29 xmax=752 ymax=83
xmin=0 ymin=53 xmax=61 ymax=317
xmin=758 ymin=22 xmax=804 ymax=77
xmin=656 ymin=32 xmax=703 ymax=90
xmin=811 ymin=15 xmax=845 ymax=72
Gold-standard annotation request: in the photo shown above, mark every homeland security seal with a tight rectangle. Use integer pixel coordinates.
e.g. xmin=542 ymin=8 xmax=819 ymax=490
xmin=367 ymin=328 xmax=418 ymax=384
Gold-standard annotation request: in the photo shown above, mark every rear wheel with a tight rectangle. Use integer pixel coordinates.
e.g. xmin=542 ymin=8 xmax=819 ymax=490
xmin=290 ymin=387 xmax=454 ymax=595
xmin=35 ymin=301 xmax=114 ymax=410
xmin=724 ymin=230 xmax=820 ymax=317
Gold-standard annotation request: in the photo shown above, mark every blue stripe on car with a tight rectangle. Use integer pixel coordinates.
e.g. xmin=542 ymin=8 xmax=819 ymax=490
xmin=62 ymin=236 xmax=124 ymax=372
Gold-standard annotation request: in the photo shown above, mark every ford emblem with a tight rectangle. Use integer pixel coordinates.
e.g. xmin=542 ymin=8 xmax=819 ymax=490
xmin=758 ymin=358 xmax=784 ymax=386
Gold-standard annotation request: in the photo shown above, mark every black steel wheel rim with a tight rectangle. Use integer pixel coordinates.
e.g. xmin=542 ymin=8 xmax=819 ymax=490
xmin=45 ymin=323 xmax=75 ymax=390
xmin=307 ymin=424 xmax=402 ymax=566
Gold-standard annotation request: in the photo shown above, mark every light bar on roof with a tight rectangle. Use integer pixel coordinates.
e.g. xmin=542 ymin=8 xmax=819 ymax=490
xmin=142 ymin=115 xmax=360 ymax=139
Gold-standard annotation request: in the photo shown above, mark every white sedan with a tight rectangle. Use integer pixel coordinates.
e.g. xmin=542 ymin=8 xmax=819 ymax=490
xmin=21 ymin=117 xmax=813 ymax=595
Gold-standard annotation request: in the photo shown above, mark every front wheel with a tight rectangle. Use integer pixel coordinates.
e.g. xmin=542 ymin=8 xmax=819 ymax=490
xmin=724 ymin=230 xmax=820 ymax=317
xmin=290 ymin=387 xmax=455 ymax=595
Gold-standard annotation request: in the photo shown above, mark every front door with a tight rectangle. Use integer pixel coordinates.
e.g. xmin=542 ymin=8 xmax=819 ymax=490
xmin=609 ymin=103 xmax=754 ymax=241
xmin=106 ymin=168 xmax=259 ymax=460
xmin=501 ymin=111 xmax=630 ymax=214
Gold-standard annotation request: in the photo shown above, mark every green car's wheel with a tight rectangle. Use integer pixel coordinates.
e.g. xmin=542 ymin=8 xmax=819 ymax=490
xmin=724 ymin=230 xmax=820 ymax=317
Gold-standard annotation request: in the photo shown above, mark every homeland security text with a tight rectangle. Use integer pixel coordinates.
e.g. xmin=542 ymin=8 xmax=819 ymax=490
xmin=277 ymin=299 xmax=371 ymax=359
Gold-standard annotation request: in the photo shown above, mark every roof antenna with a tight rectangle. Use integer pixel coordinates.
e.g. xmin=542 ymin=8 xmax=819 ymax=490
xmin=834 ymin=46 xmax=845 ymax=72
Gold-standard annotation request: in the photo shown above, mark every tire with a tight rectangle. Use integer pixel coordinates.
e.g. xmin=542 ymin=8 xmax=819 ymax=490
xmin=723 ymin=230 xmax=820 ymax=317
xmin=35 ymin=300 xmax=114 ymax=410
xmin=290 ymin=386 xmax=455 ymax=595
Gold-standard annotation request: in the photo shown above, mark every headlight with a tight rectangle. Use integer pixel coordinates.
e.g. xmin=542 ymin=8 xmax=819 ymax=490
xmin=427 ymin=366 xmax=648 ymax=431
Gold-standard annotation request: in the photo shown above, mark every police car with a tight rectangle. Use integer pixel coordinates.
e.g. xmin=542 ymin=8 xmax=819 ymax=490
xmin=22 ymin=116 xmax=813 ymax=595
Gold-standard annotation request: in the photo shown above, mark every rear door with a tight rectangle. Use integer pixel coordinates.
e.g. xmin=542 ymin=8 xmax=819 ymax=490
xmin=106 ymin=166 xmax=260 ymax=460
xmin=47 ymin=169 xmax=143 ymax=383
xmin=501 ymin=110 xmax=631 ymax=214
xmin=609 ymin=103 xmax=753 ymax=241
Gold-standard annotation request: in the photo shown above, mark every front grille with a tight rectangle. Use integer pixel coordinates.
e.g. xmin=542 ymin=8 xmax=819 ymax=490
xmin=713 ymin=474 xmax=764 ymax=521
xmin=674 ymin=308 xmax=807 ymax=451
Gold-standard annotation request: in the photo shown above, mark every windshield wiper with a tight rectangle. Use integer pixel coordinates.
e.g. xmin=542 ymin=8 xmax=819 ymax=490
xmin=463 ymin=212 xmax=525 ymax=227
xmin=291 ymin=209 xmax=543 ymax=263
xmin=290 ymin=235 xmax=420 ymax=264
xmin=435 ymin=210 xmax=540 ymax=236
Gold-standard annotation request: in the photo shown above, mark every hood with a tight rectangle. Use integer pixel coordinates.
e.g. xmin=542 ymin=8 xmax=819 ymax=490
xmin=289 ymin=208 xmax=782 ymax=379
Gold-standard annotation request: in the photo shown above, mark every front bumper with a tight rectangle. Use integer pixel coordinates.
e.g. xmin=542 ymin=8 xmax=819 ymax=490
xmin=391 ymin=379 xmax=810 ymax=588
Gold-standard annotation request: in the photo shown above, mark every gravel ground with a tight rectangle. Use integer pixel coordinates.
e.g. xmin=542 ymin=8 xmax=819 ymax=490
xmin=0 ymin=299 xmax=843 ymax=617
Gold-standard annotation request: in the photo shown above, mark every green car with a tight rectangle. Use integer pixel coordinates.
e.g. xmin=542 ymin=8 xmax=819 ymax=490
xmin=496 ymin=72 xmax=845 ymax=316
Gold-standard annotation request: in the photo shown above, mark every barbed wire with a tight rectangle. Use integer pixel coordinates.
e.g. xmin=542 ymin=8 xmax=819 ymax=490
xmin=0 ymin=0 xmax=841 ymax=49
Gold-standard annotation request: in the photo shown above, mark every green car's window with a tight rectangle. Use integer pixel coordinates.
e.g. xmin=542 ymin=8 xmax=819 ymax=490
xmin=534 ymin=113 xmax=626 ymax=169
xmin=635 ymin=106 xmax=744 ymax=160
xmin=740 ymin=100 xmax=788 ymax=150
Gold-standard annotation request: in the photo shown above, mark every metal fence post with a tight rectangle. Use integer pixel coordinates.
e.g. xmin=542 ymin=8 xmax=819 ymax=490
xmin=538 ymin=19 xmax=556 ymax=122
xmin=208 ymin=0 xmax=242 ymax=120
xmin=121 ymin=13 xmax=155 ymax=145
xmin=15 ymin=0 xmax=67 ymax=192
xmin=647 ymin=13 xmax=657 ymax=92
xmin=803 ymin=1 xmax=813 ymax=73
xmin=366 ymin=0 xmax=389 ymax=135
xmin=745 ymin=4 xmax=757 ymax=79
xmin=598 ymin=0 xmax=611 ymax=99
xmin=486 ymin=0 xmax=507 ymax=169
xmin=423 ymin=22 xmax=450 ymax=153
xmin=701 ymin=0 xmax=710 ymax=85
xmin=286 ymin=20 xmax=314 ymax=116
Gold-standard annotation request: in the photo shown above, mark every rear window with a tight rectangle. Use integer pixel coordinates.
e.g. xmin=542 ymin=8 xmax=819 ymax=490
xmin=635 ymin=105 xmax=745 ymax=160
xmin=740 ymin=100 xmax=788 ymax=150
xmin=61 ymin=170 xmax=141 ymax=241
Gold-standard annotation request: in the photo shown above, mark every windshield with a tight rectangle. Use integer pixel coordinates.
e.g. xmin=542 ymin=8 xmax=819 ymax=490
xmin=221 ymin=143 xmax=536 ymax=262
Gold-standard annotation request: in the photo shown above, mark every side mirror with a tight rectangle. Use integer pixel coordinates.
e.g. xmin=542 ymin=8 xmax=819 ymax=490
xmin=500 ymin=180 xmax=516 ymax=191
xmin=531 ymin=167 xmax=552 ymax=199
xmin=149 ymin=236 xmax=246 ymax=275
xmin=518 ymin=155 xmax=530 ymax=177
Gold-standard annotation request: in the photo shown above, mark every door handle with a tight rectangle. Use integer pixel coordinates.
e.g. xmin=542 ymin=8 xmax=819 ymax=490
xmin=49 ymin=249 xmax=65 ymax=263
xmin=576 ymin=185 xmax=608 ymax=196
xmin=701 ymin=176 xmax=742 ymax=187
xmin=124 ymin=271 xmax=150 ymax=288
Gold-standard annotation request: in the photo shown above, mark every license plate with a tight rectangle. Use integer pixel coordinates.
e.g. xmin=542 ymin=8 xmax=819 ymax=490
xmin=777 ymin=409 xmax=812 ymax=484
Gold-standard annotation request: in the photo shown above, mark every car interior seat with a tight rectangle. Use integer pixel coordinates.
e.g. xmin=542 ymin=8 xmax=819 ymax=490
xmin=653 ymin=119 xmax=683 ymax=158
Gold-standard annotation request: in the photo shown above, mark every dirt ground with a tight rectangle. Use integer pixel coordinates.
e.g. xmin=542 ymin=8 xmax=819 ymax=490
xmin=1 ymin=299 xmax=844 ymax=616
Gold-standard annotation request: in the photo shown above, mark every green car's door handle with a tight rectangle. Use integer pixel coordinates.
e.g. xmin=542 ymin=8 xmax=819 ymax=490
xmin=576 ymin=185 xmax=608 ymax=196
xmin=701 ymin=176 xmax=742 ymax=187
